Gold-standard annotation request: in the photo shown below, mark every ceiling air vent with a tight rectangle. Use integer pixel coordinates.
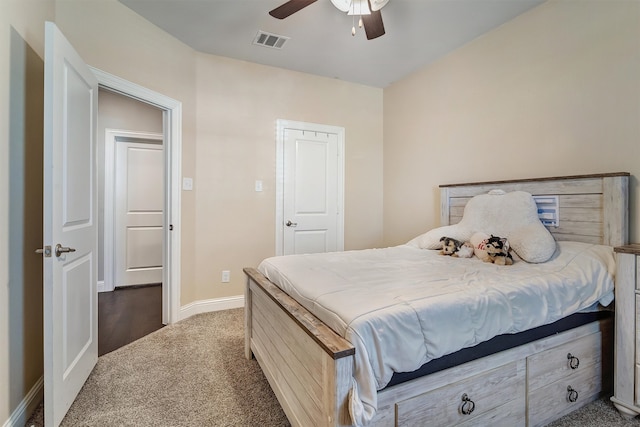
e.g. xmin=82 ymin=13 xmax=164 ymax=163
xmin=253 ymin=30 xmax=289 ymax=49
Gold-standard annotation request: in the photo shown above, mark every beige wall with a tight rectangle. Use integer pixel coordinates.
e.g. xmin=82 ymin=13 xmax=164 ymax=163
xmin=383 ymin=0 xmax=640 ymax=246
xmin=1 ymin=0 xmax=54 ymax=423
xmin=194 ymin=54 xmax=384 ymax=300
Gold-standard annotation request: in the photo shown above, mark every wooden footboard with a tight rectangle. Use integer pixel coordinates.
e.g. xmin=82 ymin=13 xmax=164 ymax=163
xmin=244 ymin=267 xmax=355 ymax=427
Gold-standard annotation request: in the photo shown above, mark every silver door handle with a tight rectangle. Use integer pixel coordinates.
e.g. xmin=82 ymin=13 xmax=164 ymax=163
xmin=55 ymin=243 xmax=76 ymax=257
xmin=285 ymin=220 xmax=298 ymax=227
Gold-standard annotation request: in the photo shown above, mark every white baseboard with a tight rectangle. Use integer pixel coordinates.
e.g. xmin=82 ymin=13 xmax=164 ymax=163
xmin=3 ymin=375 xmax=43 ymax=427
xmin=179 ymin=295 xmax=244 ymax=321
xmin=97 ymin=280 xmax=113 ymax=293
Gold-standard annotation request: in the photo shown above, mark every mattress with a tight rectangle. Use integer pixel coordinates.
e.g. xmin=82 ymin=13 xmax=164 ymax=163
xmin=385 ymin=309 xmax=611 ymax=388
xmin=257 ymin=241 xmax=615 ymax=425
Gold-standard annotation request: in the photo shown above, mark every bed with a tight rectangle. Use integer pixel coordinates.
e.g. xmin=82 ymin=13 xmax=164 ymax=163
xmin=244 ymin=172 xmax=629 ymax=427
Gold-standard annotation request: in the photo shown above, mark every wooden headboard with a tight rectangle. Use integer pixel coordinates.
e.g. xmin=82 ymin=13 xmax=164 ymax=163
xmin=439 ymin=172 xmax=630 ymax=247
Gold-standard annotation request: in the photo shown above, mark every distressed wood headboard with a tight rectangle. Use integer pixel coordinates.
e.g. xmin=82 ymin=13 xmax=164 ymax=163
xmin=439 ymin=172 xmax=630 ymax=247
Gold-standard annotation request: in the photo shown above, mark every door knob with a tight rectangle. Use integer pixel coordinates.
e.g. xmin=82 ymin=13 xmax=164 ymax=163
xmin=285 ymin=220 xmax=298 ymax=227
xmin=55 ymin=243 xmax=76 ymax=257
xmin=35 ymin=246 xmax=52 ymax=257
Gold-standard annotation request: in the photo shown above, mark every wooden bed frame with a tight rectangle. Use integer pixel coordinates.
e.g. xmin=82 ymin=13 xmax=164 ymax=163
xmin=245 ymin=172 xmax=629 ymax=427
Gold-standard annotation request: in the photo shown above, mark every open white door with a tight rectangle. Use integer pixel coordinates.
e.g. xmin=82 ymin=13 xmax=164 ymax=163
xmin=43 ymin=21 xmax=98 ymax=427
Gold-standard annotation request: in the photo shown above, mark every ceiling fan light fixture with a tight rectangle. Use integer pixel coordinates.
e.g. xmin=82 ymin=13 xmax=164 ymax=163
xmin=330 ymin=0 xmax=370 ymax=15
xmin=330 ymin=0 xmax=349 ymax=13
xmin=269 ymin=0 xmax=386 ymax=40
xmin=348 ymin=0 xmax=370 ymax=16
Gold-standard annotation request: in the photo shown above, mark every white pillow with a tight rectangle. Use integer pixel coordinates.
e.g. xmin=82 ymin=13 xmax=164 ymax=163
xmin=407 ymin=190 xmax=556 ymax=263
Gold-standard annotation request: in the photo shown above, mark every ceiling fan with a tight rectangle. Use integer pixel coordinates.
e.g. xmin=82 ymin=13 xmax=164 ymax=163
xmin=269 ymin=0 xmax=389 ymax=40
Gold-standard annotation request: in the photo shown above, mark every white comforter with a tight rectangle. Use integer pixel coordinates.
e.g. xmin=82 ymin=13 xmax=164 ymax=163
xmin=257 ymin=241 xmax=615 ymax=426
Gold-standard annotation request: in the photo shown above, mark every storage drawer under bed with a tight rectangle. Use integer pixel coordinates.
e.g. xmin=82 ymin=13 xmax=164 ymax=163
xmin=527 ymin=330 xmax=604 ymax=391
xmin=527 ymin=331 xmax=607 ymax=427
xmin=395 ymin=360 xmax=526 ymax=426
xmin=527 ymin=362 xmax=603 ymax=426
xmin=384 ymin=325 xmax=610 ymax=427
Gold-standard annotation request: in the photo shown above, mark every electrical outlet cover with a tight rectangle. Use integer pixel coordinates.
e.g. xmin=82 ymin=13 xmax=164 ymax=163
xmin=221 ymin=270 xmax=230 ymax=283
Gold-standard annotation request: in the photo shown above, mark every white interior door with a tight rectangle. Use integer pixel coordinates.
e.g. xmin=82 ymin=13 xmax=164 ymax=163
xmin=115 ymin=140 xmax=163 ymax=286
xmin=43 ymin=21 xmax=98 ymax=427
xmin=282 ymin=127 xmax=343 ymax=255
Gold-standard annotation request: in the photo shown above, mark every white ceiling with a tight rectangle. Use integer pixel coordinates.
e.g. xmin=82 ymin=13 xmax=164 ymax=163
xmin=118 ymin=0 xmax=545 ymax=88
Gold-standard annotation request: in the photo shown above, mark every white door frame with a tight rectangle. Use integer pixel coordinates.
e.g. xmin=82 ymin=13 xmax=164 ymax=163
xmin=275 ymin=119 xmax=345 ymax=256
xmin=103 ymin=129 xmax=163 ymax=292
xmin=91 ymin=67 xmax=182 ymax=325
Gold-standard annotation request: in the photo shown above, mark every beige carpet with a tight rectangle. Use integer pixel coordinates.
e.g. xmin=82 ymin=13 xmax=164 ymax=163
xmin=28 ymin=309 xmax=289 ymax=426
xmin=26 ymin=308 xmax=640 ymax=426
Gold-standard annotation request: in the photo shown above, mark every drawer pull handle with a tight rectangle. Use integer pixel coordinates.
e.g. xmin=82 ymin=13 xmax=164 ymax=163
xmin=567 ymin=353 xmax=580 ymax=369
xmin=567 ymin=386 xmax=579 ymax=403
xmin=459 ymin=393 xmax=475 ymax=415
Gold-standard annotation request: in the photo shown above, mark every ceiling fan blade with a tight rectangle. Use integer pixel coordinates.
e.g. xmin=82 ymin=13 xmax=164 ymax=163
xmin=362 ymin=7 xmax=385 ymax=40
xmin=269 ymin=0 xmax=318 ymax=19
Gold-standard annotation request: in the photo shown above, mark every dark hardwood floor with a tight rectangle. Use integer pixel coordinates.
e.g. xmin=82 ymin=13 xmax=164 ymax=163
xmin=98 ymin=284 xmax=164 ymax=356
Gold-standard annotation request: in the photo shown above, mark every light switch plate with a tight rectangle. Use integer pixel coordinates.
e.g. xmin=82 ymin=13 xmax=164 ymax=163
xmin=183 ymin=177 xmax=193 ymax=191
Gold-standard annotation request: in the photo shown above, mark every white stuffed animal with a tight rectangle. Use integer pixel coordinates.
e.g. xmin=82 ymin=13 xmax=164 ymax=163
xmin=455 ymin=242 xmax=474 ymax=258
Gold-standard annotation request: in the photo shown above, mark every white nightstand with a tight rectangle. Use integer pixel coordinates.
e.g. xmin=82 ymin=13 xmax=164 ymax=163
xmin=612 ymin=244 xmax=640 ymax=419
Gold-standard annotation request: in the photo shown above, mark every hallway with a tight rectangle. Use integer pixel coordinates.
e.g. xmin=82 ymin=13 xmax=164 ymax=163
xmin=98 ymin=284 xmax=163 ymax=356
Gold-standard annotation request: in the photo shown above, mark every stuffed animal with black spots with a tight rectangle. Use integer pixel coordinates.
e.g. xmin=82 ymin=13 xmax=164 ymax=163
xmin=439 ymin=236 xmax=466 ymax=256
xmin=471 ymin=233 xmax=514 ymax=265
